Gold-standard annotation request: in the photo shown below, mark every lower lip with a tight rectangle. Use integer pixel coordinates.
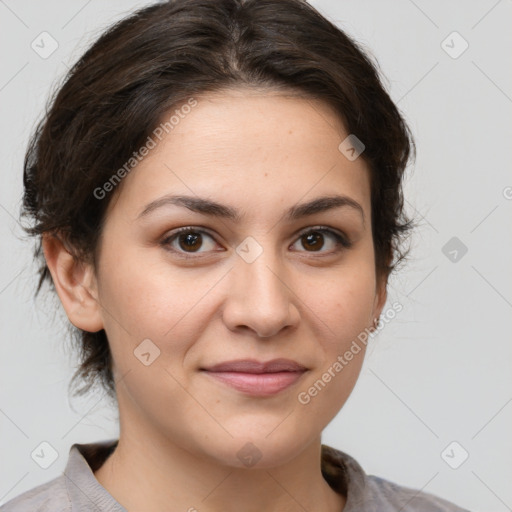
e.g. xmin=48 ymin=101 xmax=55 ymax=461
xmin=202 ymin=371 xmax=306 ymax=396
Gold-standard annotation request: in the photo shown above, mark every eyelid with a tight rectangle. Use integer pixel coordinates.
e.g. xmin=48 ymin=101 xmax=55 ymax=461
xmin=160 ymin=224 xmax=352 ymax=258
xmin=160 ymin=226 xmax=220 ymax=256
xmin=294 ymin=225 xmax=351 ymax=247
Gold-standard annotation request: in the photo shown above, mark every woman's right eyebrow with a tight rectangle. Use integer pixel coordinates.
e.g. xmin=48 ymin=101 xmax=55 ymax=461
xmin=136 ymin=194 xmax=365 ymax=227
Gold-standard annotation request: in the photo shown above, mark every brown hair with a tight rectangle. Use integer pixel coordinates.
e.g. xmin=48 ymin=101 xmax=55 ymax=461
xmin=21 ymin=0 xmax=415 ymax=401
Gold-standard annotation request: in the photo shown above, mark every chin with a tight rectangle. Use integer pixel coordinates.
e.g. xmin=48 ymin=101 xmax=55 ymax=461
xmin=199 ymin=431 xmax=315 ymax=470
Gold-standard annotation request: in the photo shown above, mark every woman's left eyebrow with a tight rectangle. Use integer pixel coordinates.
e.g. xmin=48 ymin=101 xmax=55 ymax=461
xmin=136 ymin=194 xmax=365 ymax=226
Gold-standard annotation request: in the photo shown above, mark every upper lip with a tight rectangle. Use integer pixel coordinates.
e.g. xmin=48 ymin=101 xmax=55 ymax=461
xmin=201 ymin=358 xmax=307 ymax=373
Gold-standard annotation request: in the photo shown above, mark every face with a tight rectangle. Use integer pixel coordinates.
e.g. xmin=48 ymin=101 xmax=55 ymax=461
xmin=86 ymin=88 xmax=386 ymax=467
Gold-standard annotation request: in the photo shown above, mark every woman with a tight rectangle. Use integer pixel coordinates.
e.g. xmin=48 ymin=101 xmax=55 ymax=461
xmin=2 ymin=0 xmax=470 ymax=510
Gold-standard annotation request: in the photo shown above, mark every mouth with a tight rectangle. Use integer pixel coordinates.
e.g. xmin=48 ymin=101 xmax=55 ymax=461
xmin=200 ymin=358 xmax=308 ymax=396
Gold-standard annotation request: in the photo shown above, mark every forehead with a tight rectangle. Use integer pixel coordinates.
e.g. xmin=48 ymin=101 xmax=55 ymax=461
xmin=106 ymin=89 xmax=372 ymax=221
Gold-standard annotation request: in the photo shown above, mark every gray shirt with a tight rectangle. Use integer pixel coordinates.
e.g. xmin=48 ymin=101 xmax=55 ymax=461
xmin=0 ymin=439 xmax=470 ymax=511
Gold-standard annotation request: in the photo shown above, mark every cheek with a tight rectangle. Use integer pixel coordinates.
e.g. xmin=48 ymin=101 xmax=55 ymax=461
xmin=97 ymin=224 xmax=377 ymax=362
xmin=295 ymin=275 xmax=375 ymax=421
xmin=99 ymin=237 xmax=190 ymax=318
xmin=313 ymin=265 xmax=376 ymax=343
xmin=95 ymin=245 xmax=205 ymax=367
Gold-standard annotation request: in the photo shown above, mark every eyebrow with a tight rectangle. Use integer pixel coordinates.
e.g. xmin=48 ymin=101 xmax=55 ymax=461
xmin=137 ymin=194 xmax=365 ymax=224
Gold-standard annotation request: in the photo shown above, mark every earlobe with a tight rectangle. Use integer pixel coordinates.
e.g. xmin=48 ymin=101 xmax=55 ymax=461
xmin=372 ymin=273 xmax=388 ymax=327
xmin=42 ymin=232 xmax=104 ymax=333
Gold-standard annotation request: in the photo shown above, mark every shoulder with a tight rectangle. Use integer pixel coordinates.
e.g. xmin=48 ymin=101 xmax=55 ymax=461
xmin=364 ymin=474 xmax=471 ymax=512
xmin=1 ymin=439 xmax=123 ymax=512
xmin=0 ymin=475 xmax=70 ymax=512
xmin=321 ymin=444 xmax=470 ymax=512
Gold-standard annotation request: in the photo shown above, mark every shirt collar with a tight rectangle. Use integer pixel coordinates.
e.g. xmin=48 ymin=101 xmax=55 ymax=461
xmin=64 ymin=438 xmax=125 ymax=512
xmin=64 ymin=439 xmax=368 ymax=512
xmin=321 ymin=444 xmax=371 ymax=511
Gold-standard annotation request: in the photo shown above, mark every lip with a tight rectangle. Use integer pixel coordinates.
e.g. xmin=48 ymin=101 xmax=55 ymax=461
xmin=202 ymin=358 xmax=307 ymax=373
xmin=200 ymin=358 xmax=308 ymax=396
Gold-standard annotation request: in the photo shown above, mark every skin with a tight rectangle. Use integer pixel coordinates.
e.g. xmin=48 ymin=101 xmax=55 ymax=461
xmin=43 ymin=88 xmax=388 ymax=512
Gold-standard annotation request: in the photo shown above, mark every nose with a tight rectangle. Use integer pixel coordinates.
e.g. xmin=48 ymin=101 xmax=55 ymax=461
xmin=222 ymin=242 xmax=300 ymax=338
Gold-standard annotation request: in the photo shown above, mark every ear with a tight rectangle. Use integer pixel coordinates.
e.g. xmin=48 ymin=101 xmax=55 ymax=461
xmin=42 ymin=232 xmax=104 ymax=332
xmin=371 ymin=271 xmax=388 ymax=326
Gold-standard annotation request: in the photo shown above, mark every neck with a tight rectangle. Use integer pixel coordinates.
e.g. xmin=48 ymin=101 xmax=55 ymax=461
xmin=94 ymin=427 xmax=346 ymax=512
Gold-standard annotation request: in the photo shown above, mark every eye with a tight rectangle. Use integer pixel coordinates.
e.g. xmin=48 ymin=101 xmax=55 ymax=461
xmin=160 ymin=225 xmax=352 ymax=259
xmin=290 ymin=227 xmax=352 ymax=254
xmin=160 ymin=227 xmax=219 ymax=257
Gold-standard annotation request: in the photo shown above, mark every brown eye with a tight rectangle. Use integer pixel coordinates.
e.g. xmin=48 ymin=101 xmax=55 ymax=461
xmin=177 ymin=231 xmax=203 ymax=252
xmin=161 ymin=225 xmax=352 ymax=260
xmin=291 ymin=227 xmax=352 ymax=254
xmin=161 ymin=228 xmax=218 ymax=256
xmin=301 ymin=231 xmax=324 ymax=251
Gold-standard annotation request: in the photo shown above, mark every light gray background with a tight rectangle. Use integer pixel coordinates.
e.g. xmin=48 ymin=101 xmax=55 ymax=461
xmin=1 ymin=1 xmax=511 ymax=511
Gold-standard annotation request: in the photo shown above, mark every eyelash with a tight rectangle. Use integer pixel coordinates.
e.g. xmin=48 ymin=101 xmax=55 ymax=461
xmin=160 ymin=226 xmax=353 ymax=260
